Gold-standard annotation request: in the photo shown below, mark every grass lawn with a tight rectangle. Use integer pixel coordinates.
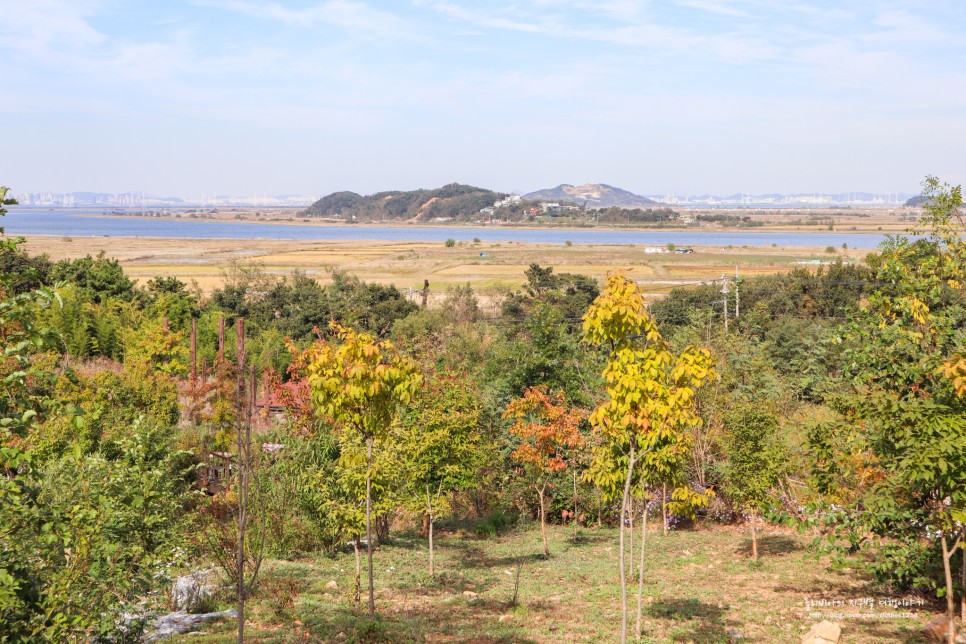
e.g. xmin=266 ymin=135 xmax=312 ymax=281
xmin=177 ymin=522 xmax=935 ymax=643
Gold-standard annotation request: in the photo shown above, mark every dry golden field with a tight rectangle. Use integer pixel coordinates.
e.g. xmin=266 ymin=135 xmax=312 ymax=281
xmin=22 ymin=234 xmax=872 ymax=302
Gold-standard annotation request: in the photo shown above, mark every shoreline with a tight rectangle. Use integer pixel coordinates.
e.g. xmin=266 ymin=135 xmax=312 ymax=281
xmin=9 ymin=208 xmax=911 ymax=237
xmin=20 ymin=232 xmax=870 ymax=252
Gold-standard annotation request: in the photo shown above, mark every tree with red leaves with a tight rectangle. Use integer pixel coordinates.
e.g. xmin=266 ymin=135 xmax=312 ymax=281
xmin=503 ymin=386 xmax=585 ymax=558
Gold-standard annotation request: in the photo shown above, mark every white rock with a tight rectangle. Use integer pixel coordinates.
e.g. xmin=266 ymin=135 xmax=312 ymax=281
xmin=170 ymin=570 xmax=217 ymax=613
xmin=144 ymin=609 xmax=237 ymax=642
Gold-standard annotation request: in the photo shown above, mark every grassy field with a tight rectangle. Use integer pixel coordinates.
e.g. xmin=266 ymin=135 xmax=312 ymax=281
xmin=84 ymin=205 xmax=918 ymax=236
xmin=22 ymin=235 xmax=871 ymax=302
xmin=178 ymin=522 xmax=935 ymax=643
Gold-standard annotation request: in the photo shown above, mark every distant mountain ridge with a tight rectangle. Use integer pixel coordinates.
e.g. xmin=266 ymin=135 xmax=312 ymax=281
xmin=523 ymin=183 xmax=661 ymax=208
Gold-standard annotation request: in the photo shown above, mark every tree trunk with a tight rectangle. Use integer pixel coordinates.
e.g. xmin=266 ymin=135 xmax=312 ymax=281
xmin=635 ymin=500 xmax=648 ymax=640
xmin=941 ymin=535 xmax=955 ymax=644
xmin=365 ymin=437 xmax=375 ymax=617
xmin=751 ymin=513 xmax=758 ymax=562
xmin=596 ymin=485 xmax=602 ymax=528
xmin=353 ymin=535 xmax=362 ymax=605
xmin=618 ymin=444 xmax=636 ymax=644
xmin=573 ymin=470 xmax=579 ymax=541
xmin=628 ymin=497 xmax=634 ymax=582
xmin=662 ymin=483 xmax=668 ymax=536
xmin=538 ymin=483 xmax=550 ymax=558
xmin=961 ymin=537 xmax=965 ymax=623
xmin=427 ymin=484 xmax=435 ymax=577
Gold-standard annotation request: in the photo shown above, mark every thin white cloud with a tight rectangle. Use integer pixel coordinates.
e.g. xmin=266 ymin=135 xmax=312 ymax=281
xmin=197 ymin=0 xmax=411 ymax=37
xmin=417 ymin=0 xmax=777 ymax=63
xmin=675 ymin=0 xmax=751 ymax=19
xmin=0 ymin=0 xmax=106 ymax=62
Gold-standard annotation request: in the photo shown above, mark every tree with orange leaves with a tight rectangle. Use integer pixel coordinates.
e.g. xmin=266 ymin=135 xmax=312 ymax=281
xmin=503 ymin=386 xmax=585 ymax=558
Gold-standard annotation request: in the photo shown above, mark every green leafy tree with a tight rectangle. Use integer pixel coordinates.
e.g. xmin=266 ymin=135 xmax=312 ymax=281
xmin=48 ymin=252 xmax=138 ymax=304
xmin=146 ymin=275 xmax=200 ymax=331
xmin=124 ymin=320 xmax=190 ymax=377
xmin=312 ymin=434 xmax=399 ymax=605
xmin=582 ymin=272 xmax=715 ymax=643
xmin=721 ymin=407 xmax=785 ymax=561
xmin=305 ymin=322 xmax=420 ymax=616
xmin=809 ymin=178 xmax=966 ymax=643
xmin=397 ymin=370 xmax=484 ymax=576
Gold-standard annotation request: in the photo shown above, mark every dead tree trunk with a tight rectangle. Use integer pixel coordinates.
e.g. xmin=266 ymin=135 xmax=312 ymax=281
xmin=235 ymin=318 xmax=246 ymax=644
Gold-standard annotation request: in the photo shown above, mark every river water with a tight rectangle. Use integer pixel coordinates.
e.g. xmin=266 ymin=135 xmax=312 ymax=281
xmin=2 ymin=208 xmax=895 ymax=249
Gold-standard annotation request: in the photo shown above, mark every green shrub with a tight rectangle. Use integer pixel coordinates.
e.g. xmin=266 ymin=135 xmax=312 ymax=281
xmin=475 ymin=509 xmax=517 ymax=538
xmin=0 ymin=420 xmax=191 ymax=639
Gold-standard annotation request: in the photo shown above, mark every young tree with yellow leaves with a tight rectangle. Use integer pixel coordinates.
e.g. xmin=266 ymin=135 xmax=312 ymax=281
xmin=504 ymin=385 xmax=585 ymax=559
xmin=305 ymin=322 xmax=421 ymax=617
xmin=582 ymin=272 xmax=715 ymax=643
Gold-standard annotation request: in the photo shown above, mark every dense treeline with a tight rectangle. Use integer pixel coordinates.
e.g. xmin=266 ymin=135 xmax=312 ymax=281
xmin=1 ymin=179 xmax=965 ymax=641
xmin=588 ymin=207 xmax=679 ymax=224
xmin=302 ymin=183 xmax=504 ymax=222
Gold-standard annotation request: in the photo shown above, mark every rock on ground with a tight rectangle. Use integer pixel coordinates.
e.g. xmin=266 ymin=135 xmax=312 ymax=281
xmin=170 ymin=569 xmax=218 ymax=613
xmin=144 ymin=609 xmax=238 ymax=642
xmin=801 ymin=620 xmax=841 ymax=644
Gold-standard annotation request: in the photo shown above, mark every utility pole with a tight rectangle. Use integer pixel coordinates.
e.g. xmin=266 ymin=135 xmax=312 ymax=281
xmin=218 ymin=317 xmax=226 ymax=358
xmin=721 ymin=275 xmax=729 ymax=334
xmin=734 ymin=266 xmax=740 ymax=319
xmin=190 ymin=319 xmax=198 ymax=383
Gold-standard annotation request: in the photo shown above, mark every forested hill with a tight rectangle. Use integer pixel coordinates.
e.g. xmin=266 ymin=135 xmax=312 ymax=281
xmin=302 ymin=183 xmax=505 ymax=222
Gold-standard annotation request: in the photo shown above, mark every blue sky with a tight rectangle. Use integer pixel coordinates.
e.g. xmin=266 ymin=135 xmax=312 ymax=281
xmin=1 ymin=0 xmax=964 ymax=197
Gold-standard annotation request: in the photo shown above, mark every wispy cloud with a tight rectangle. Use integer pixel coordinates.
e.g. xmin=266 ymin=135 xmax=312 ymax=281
xmin=197 ymin=0 xmax=411 ymax=37
xmin=0 ymin=0 xmax=106 ymax=62
xmin=674 ymin=0 xmax=751 ymax=19
xmin=3 ymin=0 xmax=966 ymax=195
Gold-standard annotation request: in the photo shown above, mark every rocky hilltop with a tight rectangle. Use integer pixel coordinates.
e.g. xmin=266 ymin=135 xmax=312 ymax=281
xmin=523 ymin=183 xmax=660 ymax=209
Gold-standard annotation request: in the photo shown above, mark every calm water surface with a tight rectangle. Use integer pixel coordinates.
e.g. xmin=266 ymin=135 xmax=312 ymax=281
xmin=2 ymin=208 xmax=895 ymax=249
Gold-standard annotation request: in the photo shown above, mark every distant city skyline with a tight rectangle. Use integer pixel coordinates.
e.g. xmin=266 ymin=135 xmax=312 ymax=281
xmin=2 ymin=1 xmax=964 ymax=197
xmin=9 ymin=185 xmax=917 ymax=209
